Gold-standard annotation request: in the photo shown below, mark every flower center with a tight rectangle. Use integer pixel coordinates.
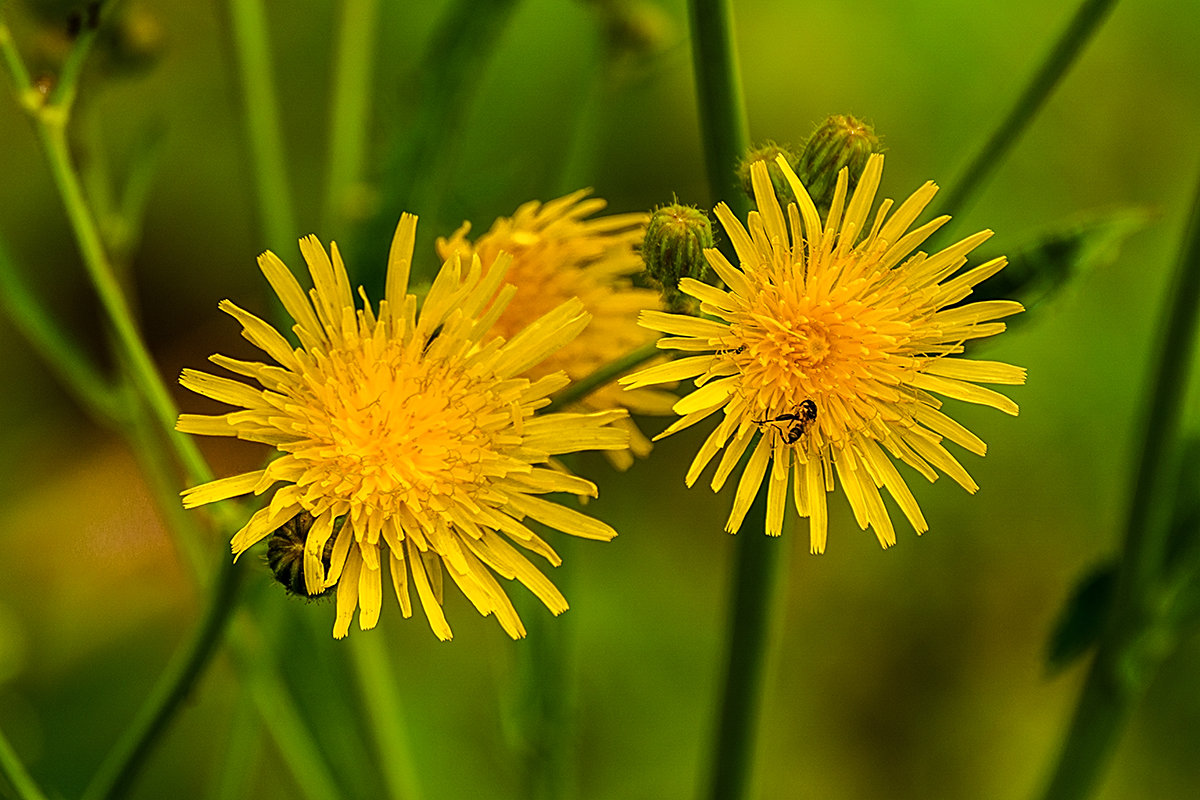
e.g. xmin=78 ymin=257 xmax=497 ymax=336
xmin=292 ymin=339 xmax=504 ymax=516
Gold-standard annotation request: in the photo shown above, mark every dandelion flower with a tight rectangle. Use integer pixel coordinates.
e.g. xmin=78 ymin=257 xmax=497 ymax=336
xmin=621 ymin=154 xmax=1025 ymax=551
xmin=438 ymin=191 xmax=674 ymax=469
xmin=177 ymin=215 xmax=630 ymax=639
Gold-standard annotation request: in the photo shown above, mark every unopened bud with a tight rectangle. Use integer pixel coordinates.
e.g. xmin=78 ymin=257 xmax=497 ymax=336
xmin=643 ymin=203 xmax=713 ymax=308
xmin=796 ymin=115 xmax=882 ymax=212
xmin=738 ymin=141 xmax=800 ymax=206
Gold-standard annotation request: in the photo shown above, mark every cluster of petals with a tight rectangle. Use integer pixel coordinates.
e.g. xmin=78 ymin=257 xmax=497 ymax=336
xmin=438 ymin=191 xmax=674 ymax=468
xmin=623 ymin=154 xmax=1025 ymax=551
xmin=178 ymin=215 xmax=629 ymax=639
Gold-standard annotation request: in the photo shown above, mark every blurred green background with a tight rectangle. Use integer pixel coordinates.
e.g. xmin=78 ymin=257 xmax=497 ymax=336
xmin=2 ymin=0 xmax=1200 ymax=798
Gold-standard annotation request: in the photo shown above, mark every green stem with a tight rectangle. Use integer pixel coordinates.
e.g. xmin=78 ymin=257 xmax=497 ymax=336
xmin=226 ymin=0 xmax=297 ymax=255
xmin=205 ymin=695 xmax=262 ymax=800
xmin=324 ymin=0 xmax=379 ymax=232
xmin=0 ymin=235 xmax=123 ymax=424
xmin=354 ymin=0 xmax=520 ymax=290
xmin=0 ymin=13 xmax=35 ymax=108
xmin=347 ymin=633 xmax=423 ymax=800
xmin=511 ymin=524 xmax=579 ymax=800
xmin=0 ymin=724 xmax=48 ymax=800
xmin=32 ymin=120 xmax=217 ymax=489
xmin=686 ymin=0 xmax=750 ymax=220
xmin=82 ymin=555 xmax=245 ymax=800
xmin=686 ymin=5 xmax=786 ymax=798
xmin=938 ymin=0 xmax=1119 ymax=218
xmin=705 ymin=484 xmax=787 ymax=800
xmin=1037 ymin=163 xmax=1200 ymax=800
xmin=231 ymin=613 xmax=345 ymax=800
xmin=6 ymin=18 xmax=341 ymax=800
xmin=545 ymin=341 xmax=662 ymax=413
xmin=50 ymin=0 xmax=122 ymax=113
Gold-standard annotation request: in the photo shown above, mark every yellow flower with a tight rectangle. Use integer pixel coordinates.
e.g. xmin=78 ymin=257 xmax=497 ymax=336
xmin=437 ymin=191 xmax=674 ymax=470
xmin=622 ymin=154 xmax=1025 ymax=551
xmin=177 ymin=216 xmax=630 ymax=639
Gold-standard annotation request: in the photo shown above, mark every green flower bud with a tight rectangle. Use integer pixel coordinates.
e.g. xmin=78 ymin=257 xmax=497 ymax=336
xmin=738 ymin=140 xmax=800 ymax=206
xmin=796 ymin=115 xmax=882 ymax=213
xmin=643 ymin=203 xmax=713 ymax=310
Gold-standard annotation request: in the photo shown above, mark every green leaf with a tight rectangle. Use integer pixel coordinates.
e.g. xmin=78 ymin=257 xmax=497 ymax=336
xmin=1046 ymin=560 xmax=1118 ymax=675
xmin=968 ymin=208 xmax=1154 ymax=309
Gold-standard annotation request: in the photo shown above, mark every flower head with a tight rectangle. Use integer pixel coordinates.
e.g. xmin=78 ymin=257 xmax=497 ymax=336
xmin=622 ymin=154 xmax=1025 ymax=551
xmin=178 ymin=216 xmax=630 ymax=639
xmin=438 ymin=191 xmax=674 ymax=469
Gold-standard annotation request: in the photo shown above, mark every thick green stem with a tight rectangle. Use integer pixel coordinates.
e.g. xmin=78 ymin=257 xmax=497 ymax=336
xmin=686 ymin=0 xmax=750 ymax=220
xmin=82 ymin=555 xmax=245 ymax=800
xmin=347 ymin=634 xmax=423 ymax=800
xmin=324 ymin=0 xmax=379 ymax=231
xmin=705 ymin=485 xmax=787 ymax=800
xmin=0 ymin=724 xmax=48 ymax=800
xmin=939 ymin=0 xmax=1119 ymax=218
xmin=1037 ymin=164 xmax=1200 ymax=800
xmin=686 ymin=5 xmax=786 ymax=798
xmin=226 ymin=0 xmax=297 ymax=255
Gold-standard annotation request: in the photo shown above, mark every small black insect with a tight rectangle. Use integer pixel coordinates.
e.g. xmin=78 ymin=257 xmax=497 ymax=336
xmin=755 ymin=399 xmax=818 ymax=444
xmin=266 ymin=512 xmax=337 ymax=599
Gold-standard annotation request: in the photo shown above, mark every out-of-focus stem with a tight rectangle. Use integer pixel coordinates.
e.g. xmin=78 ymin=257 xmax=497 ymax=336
xmin=1037 ymin=162 xmax=1200 ymax=800
xmin=939 ymin=0 xmax=1119 ymax=219
xmin=226 ymin=0 xmax=297 ymax=255
xmin=324 ymin=0 xmax=379 ymax=232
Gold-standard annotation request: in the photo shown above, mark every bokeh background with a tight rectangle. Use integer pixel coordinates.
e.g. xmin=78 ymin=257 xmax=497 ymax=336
xmin=2 ymin=0 xmax=1200 ymax=798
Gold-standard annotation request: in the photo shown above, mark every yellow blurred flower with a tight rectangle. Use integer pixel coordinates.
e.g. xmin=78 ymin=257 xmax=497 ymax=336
xmin=622 ymin=154 xmax=1024 ymax=551
xmin=438 ymin=191 xmax=674 ymax=470
xmin=177 ymin=216 xmax=630 ymax=639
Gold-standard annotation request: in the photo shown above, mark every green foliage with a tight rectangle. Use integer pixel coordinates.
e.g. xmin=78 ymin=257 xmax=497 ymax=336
xmin=969 ymin=208 xmax=1153 ymax=311
xmin=1046 ymin=560 xmax=1117 ymax=675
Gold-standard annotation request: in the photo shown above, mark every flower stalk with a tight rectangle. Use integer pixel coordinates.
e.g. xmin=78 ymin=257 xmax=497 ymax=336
xmin=81 ymin=555 xmax=244 ymax=800
xmin=939 ymin=0 xmax=1119 ymax=219
xmin=226 ymin=0 xmax=298 ymax=256
xmin=0 ymin=724 xmax=48 ymax=800
xmin=705 ymin=485 xmax=787 ymax=800
xmin=1037 ymin=162 xmax=1200 ymax=800
xmin=686 ymin=3 xmax=781 ymax=799
xmin=347 ymin=634 xmax=423 ymax=800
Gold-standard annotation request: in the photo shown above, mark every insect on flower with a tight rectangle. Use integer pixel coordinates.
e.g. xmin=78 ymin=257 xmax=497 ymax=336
xmin=265 ymin=512 xmax=337 ymax=599
xmin=755 ymin=399 xmax=818 ymax=444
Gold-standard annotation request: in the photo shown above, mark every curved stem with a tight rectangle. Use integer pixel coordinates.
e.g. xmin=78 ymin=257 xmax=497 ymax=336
xmin=5 ymin=16 xmax=339 ymax=800
xmin=1037 ymin=163 xmax=1200 ymax=800
xmin=939 ymin=0 xmax=1119 ymax=219
xmin=82 ymin=555 xmax=245 ymax=800
xmin=0 ymin=724 xmax=48 ymax=800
